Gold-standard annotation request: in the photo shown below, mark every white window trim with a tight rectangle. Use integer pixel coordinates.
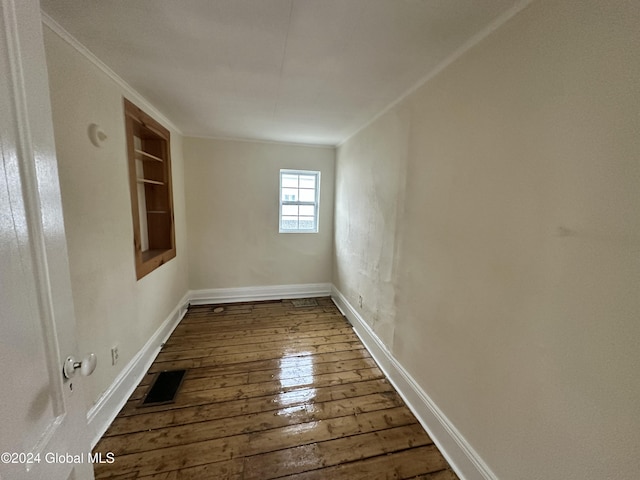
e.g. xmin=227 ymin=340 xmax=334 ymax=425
xmin=279 ymin=169 xmax=321 ymax=233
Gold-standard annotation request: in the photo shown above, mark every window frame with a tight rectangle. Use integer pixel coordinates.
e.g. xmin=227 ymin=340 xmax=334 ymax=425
xmin=279 ymin=169 xmax=321 ymax=234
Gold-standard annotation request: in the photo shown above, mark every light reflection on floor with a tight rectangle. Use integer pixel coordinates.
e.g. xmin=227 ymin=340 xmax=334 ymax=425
xmin=274 ymin=352 xmax=317 ymax=410
xmin=279 ymin=353 xmax=315 ymax=388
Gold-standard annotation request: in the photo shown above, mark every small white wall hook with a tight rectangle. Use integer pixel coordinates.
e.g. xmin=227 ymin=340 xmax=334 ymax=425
xmin=88 ymin=123 xmax=107 ymax=147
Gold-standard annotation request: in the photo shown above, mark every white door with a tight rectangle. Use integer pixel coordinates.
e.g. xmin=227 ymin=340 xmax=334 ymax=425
xmin=0 ymin=1 xmax=94 ymax=479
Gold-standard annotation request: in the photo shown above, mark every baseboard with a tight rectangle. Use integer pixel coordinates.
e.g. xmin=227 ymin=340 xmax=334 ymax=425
xmin=86 ymin=283 xmax=330 ymax=446
xmin=86 ymin=291 xmax=190 ymax=447
xmin=87 ymin=281 xmax=491 ymax=479
xmin=331 ymin=286 xmax=496 ymax=480
xmin=189 ymin=282 xmax=332 ymax=305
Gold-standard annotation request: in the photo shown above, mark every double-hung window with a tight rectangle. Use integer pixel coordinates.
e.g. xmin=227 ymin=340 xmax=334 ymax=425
xmin=279 ymin=169 xmax=320 ymax=233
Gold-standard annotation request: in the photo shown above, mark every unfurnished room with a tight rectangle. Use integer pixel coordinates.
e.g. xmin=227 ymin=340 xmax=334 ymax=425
xmin=1 ymin=0 xmax=638 ymax=479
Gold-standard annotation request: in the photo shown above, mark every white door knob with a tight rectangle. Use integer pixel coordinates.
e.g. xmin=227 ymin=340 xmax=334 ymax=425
xmin=63 ymin=353 xmax=97 ymax=379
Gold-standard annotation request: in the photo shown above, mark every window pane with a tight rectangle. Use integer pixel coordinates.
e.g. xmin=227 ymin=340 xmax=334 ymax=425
xmin=282 ymin=188 xmax=298 ymax=201
xmin=279 ymin=169 xmax=319 ymax=233
xmin=299 ymin=216 xmax=315 ymax=230
xmin=299 ymin=189 xmax=315 ymax=202
xmin=282 ymin=174 xmax=299 ymax=188
xmin=299 ymin=205 xmax=315 ymax=216
xmin=282 ymin=205 xmax=298 ymax=216
xmin=299 ymin=175 xmax=316 ymax=189
xmin=281 ymin=216 xmax=298 ymax=230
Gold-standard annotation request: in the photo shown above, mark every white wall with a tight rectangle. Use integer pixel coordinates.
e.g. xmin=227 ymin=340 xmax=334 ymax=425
xmin=334 ymin=0 xmax=640 ymax=478
xmin=43 ymin=27 xmax=189 ymax=410
xmin=184 ymin=137 xmax=334 ymax=289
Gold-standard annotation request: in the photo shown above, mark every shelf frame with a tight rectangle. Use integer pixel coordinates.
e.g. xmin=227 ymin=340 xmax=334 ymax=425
xmin=124 ymin=98 xmax=176 ymax=280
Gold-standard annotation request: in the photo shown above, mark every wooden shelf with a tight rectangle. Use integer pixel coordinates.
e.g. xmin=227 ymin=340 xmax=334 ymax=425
xmin=125 ymin=98 xmax=176 ymax=280
xmin=140 ymin=249 xmax=168 ymax=263
xmin=135 ymin=149 xmax=164 ymax=162
xmin=137 ymin=178 xmax=164 ymax=186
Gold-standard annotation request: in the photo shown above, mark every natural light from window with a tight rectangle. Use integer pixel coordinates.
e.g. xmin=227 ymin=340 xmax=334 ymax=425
xmin=274 ymin=352 xmax=317 ymax=409
xmin=279 ymin=169 xmax=320 ymax=233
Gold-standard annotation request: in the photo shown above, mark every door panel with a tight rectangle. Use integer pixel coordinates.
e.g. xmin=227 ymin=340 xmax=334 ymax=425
xmin=0 ymin=0 xmax=94 ymax=479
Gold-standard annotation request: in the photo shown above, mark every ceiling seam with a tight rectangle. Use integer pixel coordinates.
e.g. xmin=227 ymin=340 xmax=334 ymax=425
xmin=212 ymin=1 xmax=249 ymax=136
xmin=310 ymin=2 xmax=368 ymax=119
xmin=272 ymin=0 xmax=294 ymax=120
xmin=185 ymin=134 xmax=335 ymax=150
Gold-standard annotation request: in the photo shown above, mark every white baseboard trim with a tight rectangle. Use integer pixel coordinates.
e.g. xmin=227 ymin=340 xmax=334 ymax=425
xmin=86 ymin=283 xmax=331 ymax=446
xmin=189 ymin=282 xmax=332 ymax=305
xmin=86 ymin=291 xmax=190 ymax=448
xmin=331 ymin=286 xmax=496 ymax=480
xmin=87 ymin=282 xmax=491 ymax=479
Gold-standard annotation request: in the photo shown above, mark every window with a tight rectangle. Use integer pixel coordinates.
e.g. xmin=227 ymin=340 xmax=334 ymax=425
xmin=279 ymin=169 xmax=320 ymax=233
xmin=124 ymin=98 xmax=176 ymax=279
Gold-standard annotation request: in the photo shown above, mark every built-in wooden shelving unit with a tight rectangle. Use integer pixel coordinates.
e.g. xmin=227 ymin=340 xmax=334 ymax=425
xmin=124 ymin=98 xmax=176 ymax=280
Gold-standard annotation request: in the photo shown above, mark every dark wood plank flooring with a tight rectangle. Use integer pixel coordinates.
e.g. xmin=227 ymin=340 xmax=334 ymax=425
xmin=93 ymin=297 xmax=459 ymax=479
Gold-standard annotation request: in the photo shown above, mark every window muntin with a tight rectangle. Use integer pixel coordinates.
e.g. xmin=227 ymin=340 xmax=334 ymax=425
xmin=279 ymin=170 xmax=320 ymax=233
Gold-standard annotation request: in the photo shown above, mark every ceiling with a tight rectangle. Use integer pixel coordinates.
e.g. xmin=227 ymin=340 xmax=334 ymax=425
xmin=40 ymin=0 xmax=521 ymax=146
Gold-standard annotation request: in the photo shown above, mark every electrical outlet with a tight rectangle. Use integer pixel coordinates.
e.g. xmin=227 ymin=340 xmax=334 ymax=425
xmin=111 ymin=346 xmax=119 ymax=366
xmin=358 ymin=295 xmax=363 ymax=308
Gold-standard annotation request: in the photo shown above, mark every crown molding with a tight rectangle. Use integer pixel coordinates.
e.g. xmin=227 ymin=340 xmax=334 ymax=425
xmin=338 ymin=0 xmax=536 ymax=148
xmin=41 ymin=11 xmax=183 ymax=135
xmin=185 ymin=133 xmax=336 ymax=150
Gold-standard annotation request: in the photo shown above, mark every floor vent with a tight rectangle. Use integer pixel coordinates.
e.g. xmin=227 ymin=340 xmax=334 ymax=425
xmin=291 ymin=298 xmax=318 ymax=308
xmin=142 ymin=369 xmax=186 ymax=406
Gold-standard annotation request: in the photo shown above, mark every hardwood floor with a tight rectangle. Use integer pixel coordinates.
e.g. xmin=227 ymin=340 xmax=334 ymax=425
xmin=93 ymin=297 xmax=459 ymax=479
